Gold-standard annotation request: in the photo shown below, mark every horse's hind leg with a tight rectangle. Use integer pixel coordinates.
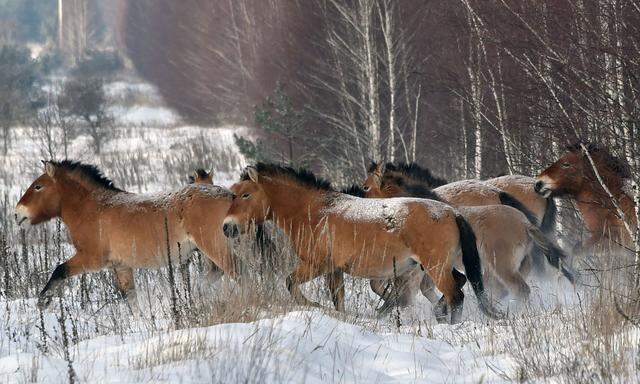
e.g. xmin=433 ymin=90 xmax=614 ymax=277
xmin=38 ymin=252 xmax=104 ymax=310
xmin=425 ymin=268 xmax=465 ymax=324
xmin=420 ymin=274 xmax=440 ymax=304
xmin=326 ymin=269 xmax=345 ymax=312
xmin=498 ymin=270 xmax=530 ymax=301
xmin=370 ymin=279 xmax=390 ymax=298
xmin=114 ymin=267 xmax=139 ymax=312
xmin=432 ymin=269 xmax=466 ymax=321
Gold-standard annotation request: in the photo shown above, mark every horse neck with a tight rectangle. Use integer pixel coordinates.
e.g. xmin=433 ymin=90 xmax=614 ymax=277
xmin=577 ymin=166 xmax=626 ymax=206
xmin=261 ymin=181 xmax=327 ymax=240
xmin=573 ymin=173 xmax=634 ymax=235
xmin=57 ymin=178 xmax=104 ymax=234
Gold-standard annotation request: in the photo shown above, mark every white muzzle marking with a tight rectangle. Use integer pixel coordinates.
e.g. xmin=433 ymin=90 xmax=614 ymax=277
xmin=15 ymin=204 xmax=31 ymax=228
xmin=535 ymin=175 xmax=556 ymax=198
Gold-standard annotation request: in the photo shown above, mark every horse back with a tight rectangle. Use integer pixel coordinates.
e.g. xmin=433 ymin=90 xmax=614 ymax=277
xmin=434 ymin=180 xmax=502 ymax=207
xmin=485 ymin=175 xmax=547 ymax=222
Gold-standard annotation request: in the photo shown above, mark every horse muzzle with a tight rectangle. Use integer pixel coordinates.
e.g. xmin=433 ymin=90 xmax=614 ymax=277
xmin=534 ymin=180 xmax=552 ymax=198
xmin=14 ymin=205 xmax=32 ymax=228
xmin=222 ymin=221 xmax=240 ymax=238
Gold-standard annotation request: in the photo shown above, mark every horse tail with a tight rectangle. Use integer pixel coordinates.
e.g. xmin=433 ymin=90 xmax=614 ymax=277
xmin=540 ymin=197 xmax=558 ymax=236
xmin=498 ymin=191 xmax=539 ymax=227
xmin=527 ymin=225 xmax=576 ymax=284
xmin=455 ymin=214 xmax=503 ymax=319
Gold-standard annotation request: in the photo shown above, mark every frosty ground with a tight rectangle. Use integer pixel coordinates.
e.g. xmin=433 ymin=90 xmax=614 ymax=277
xmin=0 ymin=80 xmax=638 ymax=384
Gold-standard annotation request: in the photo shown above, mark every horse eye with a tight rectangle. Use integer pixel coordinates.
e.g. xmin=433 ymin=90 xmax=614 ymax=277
xmin=561 ymin=162 xmax=571 ymax=168
xmin=363 ymin=186 xmax=371 ymax=192
xmin=34 ymin=185 xmax=43 ymax=191
xmin=242 ymin=193 xmax=251 ymax=199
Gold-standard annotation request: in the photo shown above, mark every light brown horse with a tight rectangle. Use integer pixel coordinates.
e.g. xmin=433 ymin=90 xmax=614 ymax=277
xmin=359 ymin=170 xmax=573 ymax=311
xmin=536 ymin=143 xmax=637 ymax=252
xmin=187 ymin=167 xmax=278 ymax=273
xmin=222 ymin=163 xmax=502 ymax=323
xmin=365 ymin=162 xmax=556 ymax=231
xmin=15 ymin=160 xmax=236 ymax=309
xmin=365 ymin=162 xmax=557 ymax=276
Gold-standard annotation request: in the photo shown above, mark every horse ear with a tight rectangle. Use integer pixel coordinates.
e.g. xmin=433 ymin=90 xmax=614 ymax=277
xmin=246 ymin=166 xmax=259 ymax=183
xmin=207 ymin=166 xmax=214 ymax=181
xmin=44 ymin=161 xmax=56 ymax=178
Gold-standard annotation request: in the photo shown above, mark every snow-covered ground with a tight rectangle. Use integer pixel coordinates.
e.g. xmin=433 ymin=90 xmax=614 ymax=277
xmin=0 ymin=79 xmax=638 ymax=384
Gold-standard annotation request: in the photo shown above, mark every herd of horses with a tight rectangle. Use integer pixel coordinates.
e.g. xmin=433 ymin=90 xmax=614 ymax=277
xmin=14 ymin=143 xmax=637 ymax=324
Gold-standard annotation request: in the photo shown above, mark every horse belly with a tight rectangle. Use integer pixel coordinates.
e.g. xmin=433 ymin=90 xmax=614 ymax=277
xmin=344 ymin=246 xmax=417 ymax=279
xmin=103 ymin=212 xmax=192 ymax=269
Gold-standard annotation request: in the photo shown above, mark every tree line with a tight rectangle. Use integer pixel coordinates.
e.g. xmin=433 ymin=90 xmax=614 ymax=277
xmin=117 ymin=0 xmax=639 ymax=184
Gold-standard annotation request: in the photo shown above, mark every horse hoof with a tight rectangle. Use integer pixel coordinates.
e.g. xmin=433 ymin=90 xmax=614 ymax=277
xmin=435 ymin=315 xmax=448 ymax=324
xmin=37 ymin=296 xmax=52 ymax=311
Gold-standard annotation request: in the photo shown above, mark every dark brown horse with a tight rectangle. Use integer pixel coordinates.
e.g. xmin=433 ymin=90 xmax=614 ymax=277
xmin=223 ymin=163 xmax=502 ymax=323
xmin=15 ymin=160 xmax=236 ymax=309
xmin=536 ymin=143 xmax=637 ymax=252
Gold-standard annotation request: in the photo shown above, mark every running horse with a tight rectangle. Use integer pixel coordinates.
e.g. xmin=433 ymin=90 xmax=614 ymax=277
xmin=222 ymin=163 xmax=502 ymax=324
xmin=15 ymin=160 xmax=236 ymax=309
xmin=360 ymin=165 xmax=573 ymax=311
xmin=535 ymin=143 xmax=637 ymax=253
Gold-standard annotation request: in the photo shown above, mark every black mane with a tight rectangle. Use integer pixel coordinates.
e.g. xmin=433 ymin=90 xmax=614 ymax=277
xmin=241 ymin=162 xmax=333 ymax=191
xmin=188 ymin=168 xmax=210 ymax=183
xmin=341 ymin=184 xmax=366 ymax=197
xmin=52 ymin=160 xmax=123 ymax=192
xmin=385 ymin=162 xmax=448 ymax=187
xmin=567 ymin=142 xmax=631 ymax=179
xmin=194 ymin=168 xmax=210 ymax=178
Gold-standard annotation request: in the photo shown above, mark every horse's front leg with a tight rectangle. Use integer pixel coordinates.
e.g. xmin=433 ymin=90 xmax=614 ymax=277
xmin=38 ymin=251 xmax=104 ymax=310
xmin=325 ymin=269 xmax=345 ymax=312
xmin=114 ymin=267 xmax=140 ymax=313
xmin=286 ymin=261 xmax=325 ymax=309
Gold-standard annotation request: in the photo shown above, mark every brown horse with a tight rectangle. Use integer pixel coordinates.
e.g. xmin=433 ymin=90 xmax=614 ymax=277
xmin=536 ymin=143 xmax=637 ymax=252
xmin=359 ymin=170 xmax=573 ymax=311
xmin=187 ymin=167 xmax=279 ymax=273
xmin=366 ymin=162 xmax=557 ymax=274
xmin=223 ymin=163 xmax=502 ymax=323
xmin=15 ymin=160 xmax=236 ymax=309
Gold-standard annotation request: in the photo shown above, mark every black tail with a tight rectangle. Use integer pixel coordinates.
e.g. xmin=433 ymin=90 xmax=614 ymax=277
xmin=528 ymin=226 xmax=576 ymax=284
xmin=540 ymin=198 xmax=558 ymax=236
xmin=455 ymin=215 xmax=503 ymax=319
xmin=498 ymin=191 xmax=539 ymax=227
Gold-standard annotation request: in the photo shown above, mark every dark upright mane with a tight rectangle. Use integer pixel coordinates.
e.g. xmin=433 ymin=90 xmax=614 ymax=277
xmin=341 ymin=184 xmax=366 ymax=197
xmin=194 ymin=168 xmax=210 ymax=178
xmin=242 ymin=162 xmax=333 ymax=191
xmin=384 ymin=162 xmax=448 ymax=187
xmin=188 ymin=168 xmax=210 ymax=184
xmin=567 ymin=143 xmax=631 ymax=179
xmin=52 ymin=160 xmax=123 ymax=192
